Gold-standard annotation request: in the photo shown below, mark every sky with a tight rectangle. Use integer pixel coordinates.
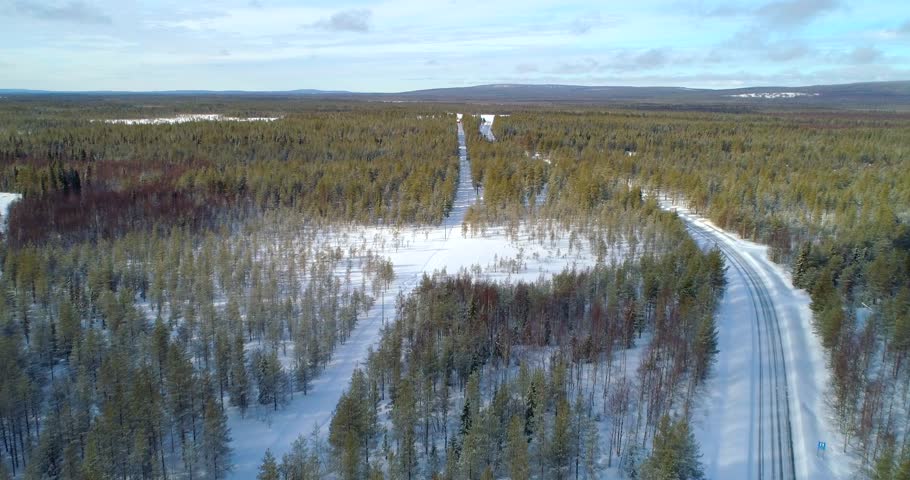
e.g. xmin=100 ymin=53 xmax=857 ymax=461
xmin=1 ymin=0 xmax=908 ymax=91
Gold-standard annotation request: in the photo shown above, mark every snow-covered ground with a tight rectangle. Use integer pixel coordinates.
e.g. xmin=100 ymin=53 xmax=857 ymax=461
xmin=661 ymin=197 xmax=851 ymax=480
xmin=0 ymin=192 xmax=21 ymax=232
xmin=226 ymin=119 xmax=612 ymax=478
xmin=726 ymin=92 xmax=820 ymax=99
xmin=479 ymin=114 xmax=496 ymax=141
xmin=101 ymin=114 xmax=280 ymax=125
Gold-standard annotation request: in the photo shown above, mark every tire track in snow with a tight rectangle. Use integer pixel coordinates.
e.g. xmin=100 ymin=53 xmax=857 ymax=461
xmin=685 ymin=218 xmax=797 ymax=480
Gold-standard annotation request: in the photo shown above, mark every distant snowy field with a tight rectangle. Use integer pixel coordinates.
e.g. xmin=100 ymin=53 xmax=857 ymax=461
xmin=726 ymin=92 xmax=820 ymax=99
xmin=101 ymin=114 xmax=280 ymax=125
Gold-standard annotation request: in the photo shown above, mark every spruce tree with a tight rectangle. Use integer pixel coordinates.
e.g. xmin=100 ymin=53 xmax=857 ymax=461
xmin=640 ymin=415 xmax=705 ymax=480
xmin=693 ymin=315 xmax=719 ymax=384
xmin=551 ymin=397 xmax=572 ymax=478
xmin=392 ymin=377 xmax=417 ymax=479
xmin=202 ymin=397 xmax=233 ymax=479
xmin=257 ymin=449 xmax=279 ymax=480
xmin=793 ymin=242 xmax=812 ymax=289
xmin=229 ymin=333 xmax=250 ymax=415
xmin=506 ymin=415 xmax=530 ymax=480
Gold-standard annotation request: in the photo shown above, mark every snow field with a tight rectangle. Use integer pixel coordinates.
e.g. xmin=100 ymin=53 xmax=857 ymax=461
xmin=101 ymin=114 xmax=280 ymax=125
xmin=479 ymin=114 xmax=496 ymax=141
xmin=0 ymin=192 xmax=21 ymax=232
xmin=726 ymin=92 xmax=820 ymax=99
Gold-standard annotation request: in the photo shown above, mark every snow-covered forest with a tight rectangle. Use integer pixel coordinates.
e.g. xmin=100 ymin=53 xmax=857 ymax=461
xmin=0 ymin=97 xmax=908 ymax=480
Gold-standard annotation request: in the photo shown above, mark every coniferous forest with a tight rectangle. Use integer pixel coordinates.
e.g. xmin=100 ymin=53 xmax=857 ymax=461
xmin=0 ymin=95 xmax=908 ymax=479
xmin=481 ymin=111 xmax=910 ymax=475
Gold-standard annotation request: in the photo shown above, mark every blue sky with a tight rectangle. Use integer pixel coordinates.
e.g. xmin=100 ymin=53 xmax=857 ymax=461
xmin=1 ymin=0 xmax=908 ymax=91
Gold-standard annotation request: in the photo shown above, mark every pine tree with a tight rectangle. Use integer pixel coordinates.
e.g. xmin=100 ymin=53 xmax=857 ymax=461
xmin=255 ymin=350 xmax=288 ymax=410
xmin=619 ymin=442 xmax=642 ymax=479
xmin=257 ymin=449 xmax=279 ymax=480
xmin=582 ymin=408 xmax=601 ymax=479
xmin=392 ymin=377 xmax=417 ymax=480
xmin=506 ymin=415 xmax=530 ymax=480
xmin=214 ymin=329 xmax=231 ymax=408
xmin=329 ymin=389 xmax=363 ymax=480
xmin=80 ymin=430 xmax=106 ymax=480
xmin=551 ymin=397 xmax=572 ymax=478
xmin=693 ymin=315 xmax=719 ymax=384
xmin=202 ymin=397 xmax=233 ymax=479
xmin=873 ymin=440 xmax=895 ymax=480
xmin=896 ymin=452 xmax=910 ymax=480
xmin=229 ymin=333 xmax=250 ymax=415
xmin=480 ymin=465 xmax=494 ymax=480
xmin=793 ymin=242 xmax=811 ymax=289
xmin=706 ymin=249 xmax=726 ymax=293
xmin=640 ymin=415 xmax=705 ymax=480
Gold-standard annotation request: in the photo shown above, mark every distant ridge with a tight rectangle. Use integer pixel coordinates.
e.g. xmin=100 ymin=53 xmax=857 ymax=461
xmin=0 ymin=88 xmax=353 ymax=95
xmin=2 ymin=81 xmax=908 ymax=107
xmin=386 ymin=81 xmax=910 ymax=106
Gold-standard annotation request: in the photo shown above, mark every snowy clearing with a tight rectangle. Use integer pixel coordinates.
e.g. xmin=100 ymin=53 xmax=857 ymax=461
xmin=101 ymin=114 xmax=280 ymax=125
xmin=479 ymin=114 xmax=496 ymax=141
xmin=0 ymin=192 xmax=21 ymax=232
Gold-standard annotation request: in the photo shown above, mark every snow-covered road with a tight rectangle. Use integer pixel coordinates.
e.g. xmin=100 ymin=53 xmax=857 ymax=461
xmin=664 ymin=199 xmax=852 ymax=480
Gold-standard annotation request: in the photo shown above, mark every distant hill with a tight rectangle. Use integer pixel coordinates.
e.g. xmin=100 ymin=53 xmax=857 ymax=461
xmin=0 ymin=88 xmax=352 ymax=96
xmin=2 ymin=81 xmax=908 ymax=108
xmin=379 ymin=81 xmax=910 ymax=107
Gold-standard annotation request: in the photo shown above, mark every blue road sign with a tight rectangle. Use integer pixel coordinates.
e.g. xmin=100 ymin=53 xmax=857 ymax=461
xmin=818 ymin=441 xmax=827 ymax=451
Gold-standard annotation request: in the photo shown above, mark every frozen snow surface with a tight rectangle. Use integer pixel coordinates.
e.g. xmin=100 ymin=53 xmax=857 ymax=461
xmin=479 ymin=114 xmax=496 ymax=141
xmin=102 ymin=114 xmax=280 ymax=125
xmin=726 ymin=92 xmax=820 ymax=99
xmin=0 ymin=192 xmax=21 ymax=232
xmin=661 ymin=197 xmax=852 ymax=480
xmin=226 ymin=118 xmax=610 ymax=478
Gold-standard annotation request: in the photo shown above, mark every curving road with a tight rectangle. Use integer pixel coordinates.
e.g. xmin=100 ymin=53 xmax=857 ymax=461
xmin=685 ymin=218 xmax=797 ymax=480
xmin=652 ymin=188 xmax=851 ymax=479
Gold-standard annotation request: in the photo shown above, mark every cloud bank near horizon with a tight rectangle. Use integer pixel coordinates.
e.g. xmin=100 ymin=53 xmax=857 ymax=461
xmin=1 ymin=0 xmax=907 ymax=91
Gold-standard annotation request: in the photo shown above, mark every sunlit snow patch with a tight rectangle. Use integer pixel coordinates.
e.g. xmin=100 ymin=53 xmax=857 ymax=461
xmin=0 ymin=193 xmax=21 ymax=232
xmin=479 ymin=114 xmax=496 ymax=141
xmin=102 ymin=114 xmax=280 ymax=125
xmin=726 ymin=92 xmax=820 ymax=99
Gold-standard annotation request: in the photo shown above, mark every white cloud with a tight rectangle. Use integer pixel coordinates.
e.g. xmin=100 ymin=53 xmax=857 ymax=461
xmin=13 ymin=0 xmax=111 ymax=24
xmin=312 ymin=9 xmax=372 ymax=33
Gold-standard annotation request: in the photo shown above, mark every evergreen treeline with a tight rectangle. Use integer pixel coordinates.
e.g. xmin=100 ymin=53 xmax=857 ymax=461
xmin=1 ymin=109 xmax=458 ymax=244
